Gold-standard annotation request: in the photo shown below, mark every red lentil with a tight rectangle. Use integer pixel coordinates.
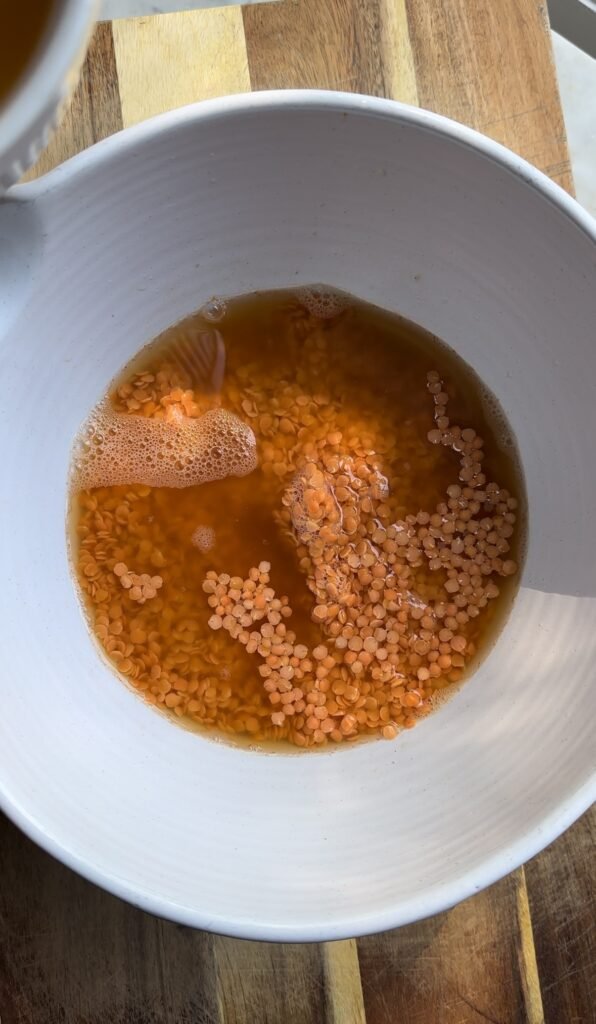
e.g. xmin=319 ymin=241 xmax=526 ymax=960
xmin=72 ymin=289 xmax=523 ymax=749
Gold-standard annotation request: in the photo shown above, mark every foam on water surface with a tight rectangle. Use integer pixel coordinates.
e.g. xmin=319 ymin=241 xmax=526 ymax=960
xmin=296 ymin=286 xmax=349 ymax=319
xmin=74 ymin=405 xmax=257 ymax=489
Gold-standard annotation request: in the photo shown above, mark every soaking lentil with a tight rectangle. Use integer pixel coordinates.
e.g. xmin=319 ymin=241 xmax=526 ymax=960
xmin=70 ymin=287 xmax=525 ymax=750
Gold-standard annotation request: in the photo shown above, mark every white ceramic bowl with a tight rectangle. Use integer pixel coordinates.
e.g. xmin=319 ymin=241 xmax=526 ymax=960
xmin=0 ymin=0 xmax=96 ymax=190
xmin=0 ymin=92 xmax=594 ymax=941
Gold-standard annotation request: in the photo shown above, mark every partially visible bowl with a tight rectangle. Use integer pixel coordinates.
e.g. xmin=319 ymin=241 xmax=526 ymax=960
xmin=0 ymin=0 xmax=96 ymax=190
xmin=0 ymin=92 xmax=594 ymax=940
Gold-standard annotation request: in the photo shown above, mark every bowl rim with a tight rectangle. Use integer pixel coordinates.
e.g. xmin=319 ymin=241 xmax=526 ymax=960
xmin=4 ymin=89 xmax=596 ymax=941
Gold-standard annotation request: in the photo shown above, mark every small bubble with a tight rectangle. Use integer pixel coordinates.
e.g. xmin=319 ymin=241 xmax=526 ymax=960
xmin=297 ymin=286 xmax=349 ymax=319
xmin=201 ymin=297 xmax=227 ymax=322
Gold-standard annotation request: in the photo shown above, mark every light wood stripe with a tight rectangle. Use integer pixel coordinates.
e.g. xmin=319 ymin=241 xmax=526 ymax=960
xmin=516 ymin=867 xmax=546 ymax=1024
xmin=112 ymin=7 xmax=250 ymax=128
xmin=323 ymin=939 xmax=367 ymax=1024
xmin=378 ymin=0 xmax=418 ymax=105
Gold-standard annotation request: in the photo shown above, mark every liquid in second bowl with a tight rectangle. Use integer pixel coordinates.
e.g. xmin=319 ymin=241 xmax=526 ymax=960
xmin=0 ymin=1 xmax=56 ymax=105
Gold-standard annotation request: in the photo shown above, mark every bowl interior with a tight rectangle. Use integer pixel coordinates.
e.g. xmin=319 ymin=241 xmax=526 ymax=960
xmin=0 ymin=95 xmax=594 ymax=939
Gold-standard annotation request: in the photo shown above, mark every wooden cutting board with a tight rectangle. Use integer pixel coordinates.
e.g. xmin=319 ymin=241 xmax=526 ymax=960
xmin=5 ymin=3 xmax=593 ymax=1022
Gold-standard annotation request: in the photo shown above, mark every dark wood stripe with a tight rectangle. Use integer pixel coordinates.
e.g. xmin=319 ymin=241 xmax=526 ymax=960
xmin=214 ymin=936 xmax=328 ymax=1024
xmin=525 ymin=808 xmax=596 ymax=1024
xmin=0 ymin=813 xmax=219 ymax=1024
xmin=403 ymin=0 xmax=573 ymax=192
xmin=27 ymin=22 xmax=123 ymax=180
xmin=358 ymin=872 xmax=528 ymax=1023
xmin=243 ymin=0 xmax=393 ymax=97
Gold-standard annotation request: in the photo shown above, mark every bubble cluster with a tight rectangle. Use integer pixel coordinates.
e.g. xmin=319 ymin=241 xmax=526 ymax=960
xmin=74 ymin=405 xmax=257 ymax=489
xmin=479 ymin=386 xmax=516 ymax=450
xmin=200 ymin=297 xmax=227 ymax=323
xmin=191 ymin=525 xmax=216 ymax=552
xmin=296 ymin=286 xmax=349 ymax=319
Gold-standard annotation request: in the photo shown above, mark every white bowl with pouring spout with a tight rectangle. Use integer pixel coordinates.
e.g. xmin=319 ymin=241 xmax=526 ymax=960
xmin=0 ymin=92 xmax=594 ymax=940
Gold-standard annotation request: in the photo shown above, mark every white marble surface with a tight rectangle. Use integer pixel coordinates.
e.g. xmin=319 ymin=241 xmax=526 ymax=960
xmin=99 ymin=3 xmax=595 ymax=218
xmin=553 ymin=31 xmax=596 ymax=216
xmin=101 ymin=0 xmax=265 ymax=14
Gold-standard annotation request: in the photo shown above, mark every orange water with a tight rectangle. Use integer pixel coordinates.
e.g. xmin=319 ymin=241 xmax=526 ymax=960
xmin=70 ymin=288 xmax=525 ymax=749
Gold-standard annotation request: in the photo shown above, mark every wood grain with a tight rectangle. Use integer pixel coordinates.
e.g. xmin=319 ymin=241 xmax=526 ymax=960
xmin=358 ymin=872 xmax=529 ymax=1024
xmin=516 ymin=868 xmax=546 ymax=1024
xmin=25 ymin=23 xmax=122 ymax=180
xmin=5 ymin=2 xmax=593 ymax=1022
xmin=214 ymin=936 xmax=326 ymax=1023
xmin=243 ymin=0 xmax=417 ymax=100
xmin=1 ymin=810 xmax=594 ymax=1022
xmin=243 ymin=0 xmax=572 ymax=195
xmin=0 ymin=815 xmax=219 ymax=1024
xmin=403 ymin=0 xmax=573 ymax=191
xmin=525 ymin=809 xmax=596 ymax=1024
xmin=323 ymin=939 xmax=367 ymax=1024
xmin=378 ymin=0 xmax=419 ymax=106
xmin=0 ymin=825 xmax=364 ymax=1024
xmin=113 ymin=9 xmax=250 ymax=127
xmin=213 ymin=935 xmax=365 ymax=1024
